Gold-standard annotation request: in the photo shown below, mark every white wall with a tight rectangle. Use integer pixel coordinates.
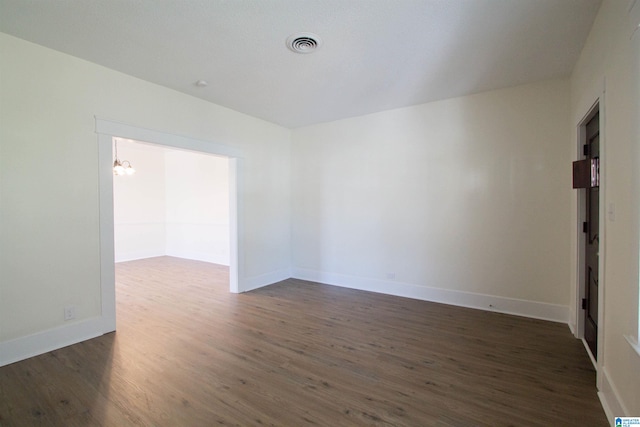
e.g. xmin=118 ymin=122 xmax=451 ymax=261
xmin=113 ymin=140 xmax=230 ymax=265
xmin=0 ymin=33 xmax=291 ymax=359
xmin=113 ymin=140 xmax=167 ymax=262
xmin=291 ymin=79 xmax=572 ymax=321
xmin=569 ymin=0 xmax=640 ymax=417
xmin=3 ymin=10 xmax=638 ymax=417
xmin=165 ymin=149 xmax=230 ymax=265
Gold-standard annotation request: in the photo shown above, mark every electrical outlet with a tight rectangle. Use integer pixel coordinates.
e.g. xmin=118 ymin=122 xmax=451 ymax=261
xmin=386 ymin=272 xmax=396 ymax=280
xmin=64 ymin=305 xmax=76 ymax=321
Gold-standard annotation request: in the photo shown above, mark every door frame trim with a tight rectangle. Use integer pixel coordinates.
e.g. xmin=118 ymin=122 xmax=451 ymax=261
xmin=95 ymin=117 xmax=243 ymax=334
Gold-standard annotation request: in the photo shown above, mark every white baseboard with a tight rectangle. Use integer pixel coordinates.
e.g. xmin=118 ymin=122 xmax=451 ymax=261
xmin=165 ymin=250 xmax=229 ymax=266
xmin=581 ymin=338 xmax=598 ymax=369
xmin=117 ymin=251 xmax=230 ymax=265
xmin=598 ymin=366 xmax=629 ymax=425
xmin=0 ymin=317 xmax=110 ymax=367
xmin=115 ymin=250 xmax=165 ymax=263
xmin=240 ymin=268 xmax=292 ymax=293
xmin=292 ymin=268 xmax=569 ymax=323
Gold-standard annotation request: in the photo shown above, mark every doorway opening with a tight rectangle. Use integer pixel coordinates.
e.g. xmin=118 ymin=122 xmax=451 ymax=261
xmin=96 ymin=118 xmax=242 ymax=334
xmin=575 ymin=102 xmax=602 ymax=365
xmin=112 ymin=138 xmax=231 ymax=267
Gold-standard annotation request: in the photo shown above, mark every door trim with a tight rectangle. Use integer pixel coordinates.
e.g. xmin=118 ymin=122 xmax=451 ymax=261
xmin=95 ymin=117 xmax=243 ymax=334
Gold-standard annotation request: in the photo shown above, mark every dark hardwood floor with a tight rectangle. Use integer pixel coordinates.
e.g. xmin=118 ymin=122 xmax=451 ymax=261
xmin=0 ymin=256 xmax=607 ymax=426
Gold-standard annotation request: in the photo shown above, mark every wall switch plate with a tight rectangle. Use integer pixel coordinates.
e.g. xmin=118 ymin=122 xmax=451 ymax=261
xmin=64 ymin=305 xmax=76 ymax=321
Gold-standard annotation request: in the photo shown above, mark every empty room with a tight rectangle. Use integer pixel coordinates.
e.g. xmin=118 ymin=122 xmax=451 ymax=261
xmin=1 ymin=0 xmax=639 ymax=426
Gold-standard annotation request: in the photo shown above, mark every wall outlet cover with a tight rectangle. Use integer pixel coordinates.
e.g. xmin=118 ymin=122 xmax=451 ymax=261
xmin=64 ymin=306 xmax=76 ymax=321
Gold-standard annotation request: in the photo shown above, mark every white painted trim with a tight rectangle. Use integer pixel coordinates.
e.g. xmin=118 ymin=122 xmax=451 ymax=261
xmin=115 ymin=251 xmax=167 ymax=263
xmin=582 ymin=337 xmax=598 ymax=369
xmin=228 ymin=158 xmax=241 ymax=293
xmin=293 ymin=268 xmax=569 ymax=323
xmin=116 ymin=252 xmax=230 ymax=265
xmin=0 ymin=317 xmax=106 ymax=367
xmin=598 ymin=366 xmax=629 ymax=422
xmin=163 ymin=250 xmax=229 ymax=266
xmin=242 ymin=268 xmax=292 ymax=293
xmin=95 ymin=118 xmax=242 ymax=295
xmin=95 ymin=117 xmax=242 ymax=158
xmin=98 ymin=133 xmax=117 ymax=333
xmin=625 ymin=335 xmax=640 ymax=358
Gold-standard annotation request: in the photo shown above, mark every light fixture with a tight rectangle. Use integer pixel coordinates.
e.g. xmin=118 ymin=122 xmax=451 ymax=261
xmin=113 ymin=141 xmax=135 ymax=176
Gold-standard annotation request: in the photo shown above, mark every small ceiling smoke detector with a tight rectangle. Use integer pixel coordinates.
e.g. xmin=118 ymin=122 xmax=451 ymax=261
xmin=195 ymin=80 xmax=208 ymax=87
xmin=286 ymin=33 xmax=322 ymax=54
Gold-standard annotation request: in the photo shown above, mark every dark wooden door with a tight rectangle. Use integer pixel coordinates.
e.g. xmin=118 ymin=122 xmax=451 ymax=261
xmin=584 ymin=112 xmax=599 ymax=359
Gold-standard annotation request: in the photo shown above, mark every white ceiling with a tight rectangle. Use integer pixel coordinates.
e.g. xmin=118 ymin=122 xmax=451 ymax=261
xmin=0 ymin=0 xmax=601 ymax=128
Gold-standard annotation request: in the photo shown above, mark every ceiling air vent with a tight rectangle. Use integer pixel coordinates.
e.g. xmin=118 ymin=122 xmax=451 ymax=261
xmin=286 ymin=33 xmax=322 ymax=54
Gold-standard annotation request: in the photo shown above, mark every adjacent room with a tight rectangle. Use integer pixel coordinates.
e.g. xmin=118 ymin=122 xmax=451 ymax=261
xmin=1 ymin=0 xmax=639 ymax=425
xmin=112 ymin=138 xmax=231 ymax=269
xmin=111 ymin=138 xmax=234 ymax=345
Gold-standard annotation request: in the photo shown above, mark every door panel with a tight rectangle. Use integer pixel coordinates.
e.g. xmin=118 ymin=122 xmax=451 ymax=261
xmin=584 ymin=112 xmax=599 ymax=360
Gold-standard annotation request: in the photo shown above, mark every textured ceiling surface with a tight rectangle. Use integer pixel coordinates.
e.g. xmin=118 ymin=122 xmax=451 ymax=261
xmin=0 ymin=0 xmax=601 ymax=128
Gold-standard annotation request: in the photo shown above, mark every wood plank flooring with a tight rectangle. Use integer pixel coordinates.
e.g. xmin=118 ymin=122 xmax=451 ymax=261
xmin=0 ymin=256 xmax=608 ymax=426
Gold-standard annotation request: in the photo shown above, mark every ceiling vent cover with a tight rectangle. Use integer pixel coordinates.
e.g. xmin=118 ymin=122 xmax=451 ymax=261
xmin=287 ymin=33 xmax=322 ymax=54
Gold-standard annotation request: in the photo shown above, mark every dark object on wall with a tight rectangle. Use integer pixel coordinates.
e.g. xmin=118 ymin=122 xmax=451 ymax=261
xmin=573 ymin=158 xmax=599 ymax=189
xmin=573 ymin=159 xmax=590 ymax=188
